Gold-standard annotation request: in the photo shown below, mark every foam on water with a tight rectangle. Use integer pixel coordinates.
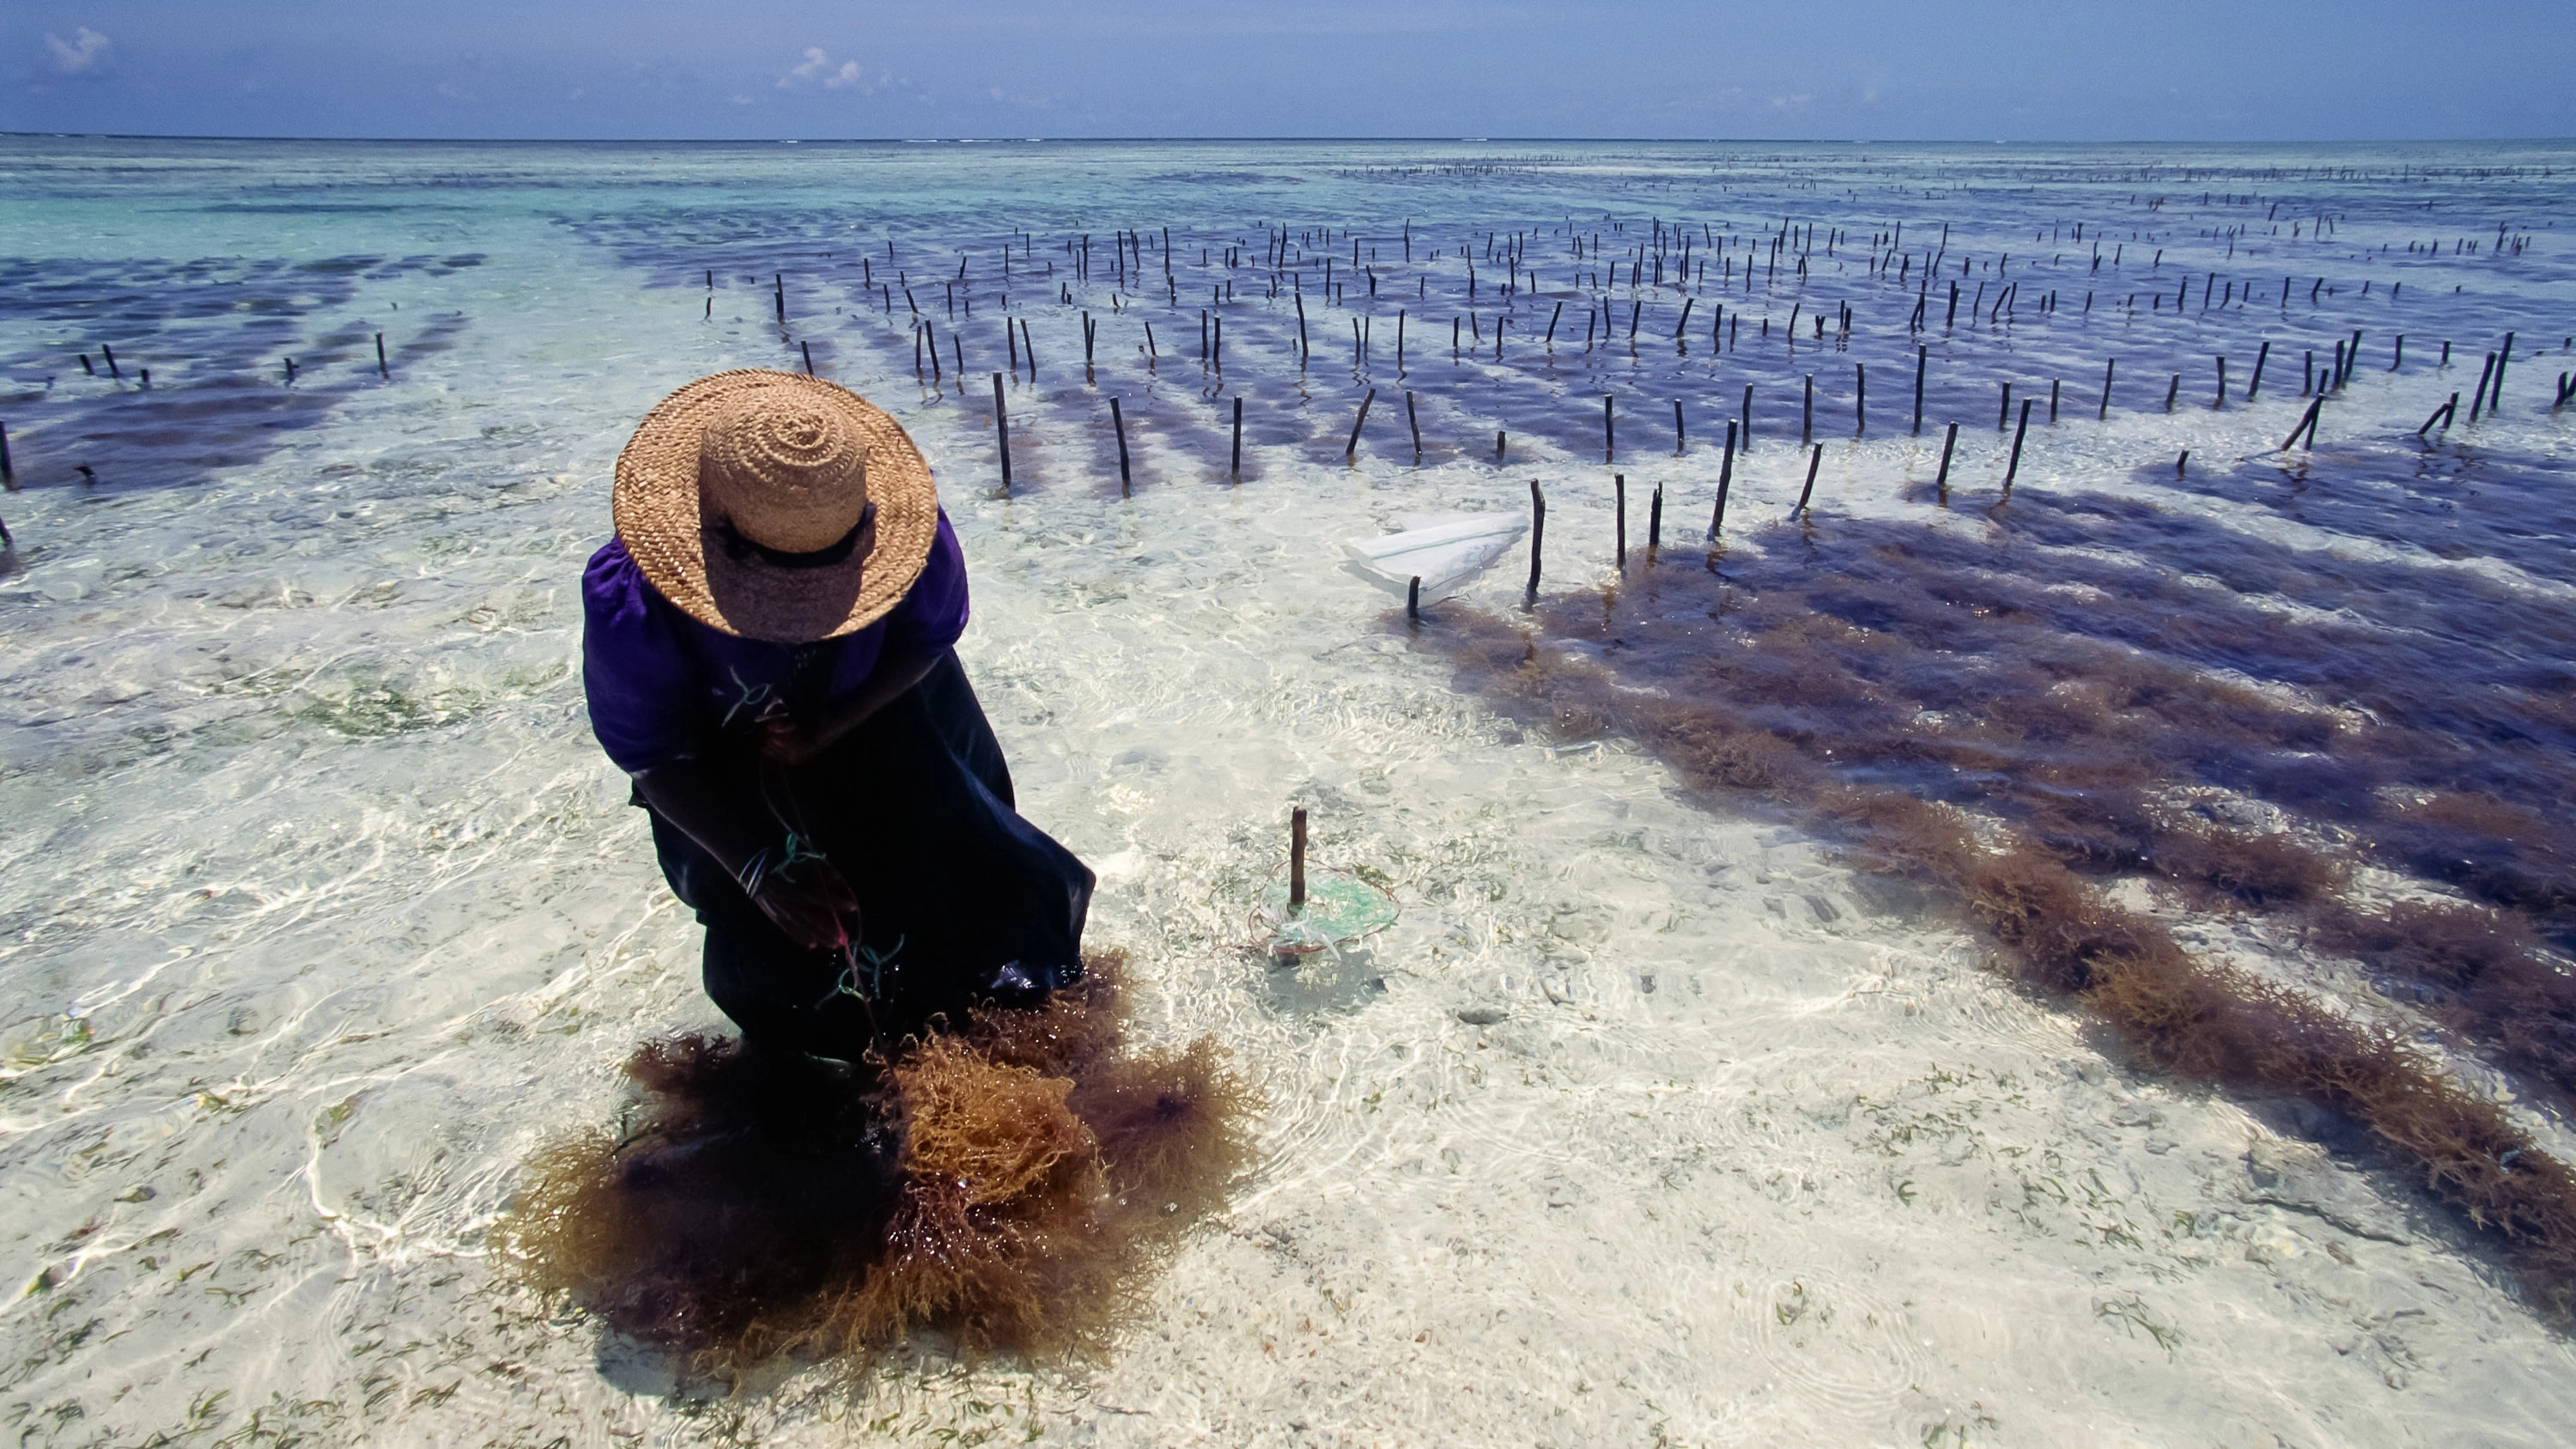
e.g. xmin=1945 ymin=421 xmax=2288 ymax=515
xmin=4 ymin=137 xmax=2576 ymax=1446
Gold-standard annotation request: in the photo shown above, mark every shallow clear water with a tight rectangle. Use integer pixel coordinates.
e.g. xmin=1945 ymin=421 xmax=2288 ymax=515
xmin=4 ymin=137 xmax=2576 ymax=1446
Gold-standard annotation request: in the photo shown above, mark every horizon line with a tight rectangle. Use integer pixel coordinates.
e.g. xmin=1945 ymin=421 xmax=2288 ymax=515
xmin=8 ymin=131 xmax=2573 ymax=148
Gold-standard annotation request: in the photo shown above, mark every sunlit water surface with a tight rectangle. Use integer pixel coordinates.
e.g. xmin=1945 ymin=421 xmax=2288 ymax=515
xmin=4 ymin=137 xmax=2576 ymax=1446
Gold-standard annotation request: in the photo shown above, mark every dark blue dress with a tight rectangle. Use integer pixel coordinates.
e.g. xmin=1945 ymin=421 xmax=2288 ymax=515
xmin=580 ymin=516 xmax=1093 ymax=1058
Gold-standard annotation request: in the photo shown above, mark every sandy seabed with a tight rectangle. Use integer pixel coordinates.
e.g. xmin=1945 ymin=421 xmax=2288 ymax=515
xmin=4 ymin=137 xmax=2574 ymax=1446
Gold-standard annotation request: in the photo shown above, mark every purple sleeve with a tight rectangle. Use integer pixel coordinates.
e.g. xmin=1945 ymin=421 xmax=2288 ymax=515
xmin=880 ymin=509 xmax=969 ymax=654
xmin=581 ymin=539 xmax=701 ymax=775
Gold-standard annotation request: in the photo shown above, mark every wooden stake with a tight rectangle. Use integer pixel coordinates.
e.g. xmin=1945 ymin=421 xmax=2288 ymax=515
xmin=1648 ymin=483 xmax=1662 ymax=551
xmin=1614 ymin=474 xmax=1627 ymax=569
xmin=1795 ymin=444 xmax=1822 ymax=517
xmin=1710 ymin=421 xmax=1736 ymax=539
xmin=374 ymin=333 xmax=387 ymax=378
xmin=1290 ymin=807 xmax=1308 ymax=910
xmin=2281 ymin=396 xmax=2323 ymax=450
xmin=803 ymin=340 xmax=817 ymax=376
xmin=1527 ymin=479 xmax=1546 ymax=594
xmin=2247 ymin=340 xmax=2269 ymax=400
xmin=993 ymin=374 xmax=1012 ymax=490
xmin=1935 ymin=422 xmax=1959 ymax=497
xmin=1231 ymin=396 xmax=1243 ymax=479
xmin=1346 ymin=388 xmax=1376 ymax=458
xmin=2005 ymin=398 xmax=2032 ymax=491
xmin=1603 ymin=393 xmax=1614 ymax=460
xmin=1406 ymin=392 xmax=1422 ymax=456
xmin=1407 ymin=575 xmax=1421 ymax=622
xmin=2099 ymin=357 xmax=2116 ymax=419
xmin=1110 ymin=396 xmax=1132 ymax=493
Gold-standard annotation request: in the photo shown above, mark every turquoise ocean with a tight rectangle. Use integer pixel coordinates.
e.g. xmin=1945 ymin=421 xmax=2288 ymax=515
xmin=3 ymin=137 xmax=2575 ymax=1446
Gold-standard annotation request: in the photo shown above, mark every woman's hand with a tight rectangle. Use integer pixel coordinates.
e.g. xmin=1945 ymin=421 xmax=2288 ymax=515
xmin=753 ymin=705 xmax=828 ymax=769
xmin=748 ymin=856 xmax=860 ymax=950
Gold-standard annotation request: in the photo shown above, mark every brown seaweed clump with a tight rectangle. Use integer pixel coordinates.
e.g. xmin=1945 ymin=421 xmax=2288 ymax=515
xmin=495 ymin=952 xmax=1256 ymax=1375
xmin=1416 ymin=601 xmax=2576 ymax=1320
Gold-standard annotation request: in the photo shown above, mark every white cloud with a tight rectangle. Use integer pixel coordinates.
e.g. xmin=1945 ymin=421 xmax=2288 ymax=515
xmin=781 ymin=46 xmax=829 ymax=87
xmin=46 ymin=26 xmax=111 ymax=76
xmin=780 ymin=46 xmax=875 ymax=93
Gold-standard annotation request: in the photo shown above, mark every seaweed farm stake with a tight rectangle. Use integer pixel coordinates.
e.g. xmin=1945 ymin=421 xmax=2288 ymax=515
xmin=1603 ymin=394 xmax=1615 ymax=460
xmin=2416 ymin=393 xmax=2459 ymax=436
xmin=2049 ymin=379 xmax=2060 ymax=423
xmin=1110 ymin=396 xmax=1132 ymax=494
xmin=375 ymin=333 xmax=388 ymax=379
xmin=1935 ymin=421 xmax=1959 ymax=498
xmin=2004 ymin=398 xmax=2032 ymax=493
xmin=2099 ymin=357 xmax=2115 ymax=419
xmin=2213 ymin=356 xmax=2225 ymax=409
xmin=1709 ymin=421 xmax=1736 ymax=538
xmin=1346 ymin=388 xmax=1376 ymax=459
xmin=1406 ymin=393 xmax=1423 ymax=458
xmin=993 ymin=374 xmax=1012 ymax=491
xmin=2164 ymin=374 xmax=2180 ymax=412
xmin=1406 ymin=575 xmax=1420 ymax=623
xmin=2494 ymin=332 xmax=2514 ymax=408
xmin=1856 ymin=363 xmax=1868 ymax=434
xmin=1648 ymin=483 xmax=1662 ymax=552
xmin=1546 ymin=301 xmax=1563 ymax=345
xmin=1674 ymin=398 xmax=1686 ymax=451
xmin=2281 ymin=396 xmax=2323 ymax=451
xmin=1023 ymin=320 xmax=1038 ymax=378
xmin=1614 ymin=474 xmax=1627 ymax=570
xmin=1803 ymin=374 xmax=1815 ymax=444
xmin=1290 ymin=807 xmax=1308 ymax=910
xmin=2247 ymin=340 xmax=2269 ymax=401
xmin=1527 ymin=479 xmax=1546 ymax=594
xmin=802 ymin=341 xmax=817 ymax=376
xmin=1230 ymin=396 xmax=1243 ymax=479
xmin=1497 ymin=430 xmax=1507 ymax=460
xmin=1913 ymin=344 xmax=1927 ymax=433
xmin=0 ymin=421 xmax=13 ymax=490
xmin=2470 ymin=352 xmax=2496 ymax=419
xmin=1795 ymin=444 xmax=1822 ymax=518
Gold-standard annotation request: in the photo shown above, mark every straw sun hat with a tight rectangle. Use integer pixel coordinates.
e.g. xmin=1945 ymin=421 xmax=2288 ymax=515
xmin=613 ymin=369 xmax=940 ymax=644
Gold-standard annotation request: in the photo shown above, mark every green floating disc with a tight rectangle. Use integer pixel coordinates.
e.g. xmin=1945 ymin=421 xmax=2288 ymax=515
xmin=1250 ymin=869 xmax=1399 ymax=955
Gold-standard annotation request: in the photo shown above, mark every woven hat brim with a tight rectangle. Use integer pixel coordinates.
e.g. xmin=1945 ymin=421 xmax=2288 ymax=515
xmin=613 ymin=370 xmax=939 ymax=644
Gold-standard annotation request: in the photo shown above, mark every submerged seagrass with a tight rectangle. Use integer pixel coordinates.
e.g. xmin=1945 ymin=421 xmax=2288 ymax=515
xmin=495 ymin=953 xmax=1255 ymax=1373
xmin=1412 ymin=545 xmax=2576 ymax=1318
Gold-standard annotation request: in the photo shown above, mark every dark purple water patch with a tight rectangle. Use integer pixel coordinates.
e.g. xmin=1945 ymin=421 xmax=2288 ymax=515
xmin=0 ymin=257 xmax=470 ymax=489
xmin=1593 ymin=493 xmax=2576 ymax=942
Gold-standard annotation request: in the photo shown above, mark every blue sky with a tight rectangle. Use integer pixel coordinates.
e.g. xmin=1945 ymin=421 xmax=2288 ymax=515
xmin=8 ymin=1 xmax=2573 ymax=142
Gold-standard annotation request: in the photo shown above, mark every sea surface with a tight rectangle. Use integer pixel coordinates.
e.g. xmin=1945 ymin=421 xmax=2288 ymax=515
xmin=3 ymin=135 xmax=2575 ymax=1446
